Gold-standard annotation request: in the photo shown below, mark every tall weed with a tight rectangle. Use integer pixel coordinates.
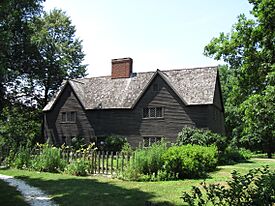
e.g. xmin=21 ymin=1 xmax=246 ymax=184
xmin=31 ymin=144 xmax=67 ymax=172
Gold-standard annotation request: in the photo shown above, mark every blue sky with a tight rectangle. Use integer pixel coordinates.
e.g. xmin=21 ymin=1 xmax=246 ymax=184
xmin=44 ymin=0 xmax=252 ymax=77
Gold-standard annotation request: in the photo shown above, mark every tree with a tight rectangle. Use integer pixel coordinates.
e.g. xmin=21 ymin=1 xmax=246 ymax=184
xmin=0 ymin=105 xmax=41 ymax=154
xmin=0 ymin=0 xmax=44 ymax=110
xmin=0 ymin=3 xmax=87 ymax=147
xmin=204 ymin=0 xmax=275 ymax=157
xmin=241 ymin=85 xmax=275 ymax=158
xmin=30 ymin=9 xmax=87 ymax=108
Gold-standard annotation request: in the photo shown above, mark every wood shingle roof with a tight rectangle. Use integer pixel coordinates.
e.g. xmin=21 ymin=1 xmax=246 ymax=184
xmin=43 ymin=66 xmax=218 ymax=111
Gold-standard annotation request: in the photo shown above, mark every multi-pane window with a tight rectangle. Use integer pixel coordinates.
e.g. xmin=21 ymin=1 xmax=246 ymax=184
xmin=61 ymin=111 xmax=76 ymax=122
xmin=61 ymin=112 xmax=67 ymax=122
xmin=143 ymin=137 xmax=161 ymax=147
xmin=142 ymin=107 xmax=163 ymax=119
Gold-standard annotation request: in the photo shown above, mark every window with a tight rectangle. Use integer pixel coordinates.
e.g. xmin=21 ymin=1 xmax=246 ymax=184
xmin=61 ymin=111 xmax=76 ymax=123
xmin=61 ymin=112 xmax=66 ymax=122
xmin=143 ymin=137 xmax=161 ymax=147
xmin=143 ymin=108 xmax=149 ymax=118
xmin=142 ymin=107 xmax=163 ymax=119
xmin=156 ymin=107 xmax=162 ymax=117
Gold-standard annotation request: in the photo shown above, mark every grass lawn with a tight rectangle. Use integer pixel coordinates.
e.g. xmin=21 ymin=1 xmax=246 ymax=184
xmin=0 ymin=179 xmax=30 ymax=206
xmin=0 ymin=158 xmax=274 ymax=206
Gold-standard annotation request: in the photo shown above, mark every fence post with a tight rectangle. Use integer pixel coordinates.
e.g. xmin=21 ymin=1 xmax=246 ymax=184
xmin=110 ymin=151 xmax=114 ymax=175
xmin=102 ymin=151 xmax=105 ymax=174
xmin=93 ymin=151 xmax=97 ymax=174
xmin=116 ymin=152 xmax=119 ymax=172
xmin=90 ymin=151 xmax=93 ymax=174
xmin=106 ymin=151 xmax=109 ymax=174
xmin=121 ymin=152 xmax=124 ymax=172
xmin=97 ymin=151 xmax=101 ymax=174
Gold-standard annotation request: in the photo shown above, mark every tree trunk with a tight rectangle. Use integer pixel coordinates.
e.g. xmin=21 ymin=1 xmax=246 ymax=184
xmin=267 ymin=136 xmax=273 ymax=159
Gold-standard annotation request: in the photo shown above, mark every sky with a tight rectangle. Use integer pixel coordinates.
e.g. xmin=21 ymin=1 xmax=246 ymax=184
xmin=43 ymin=0 xmax=253 ymax=77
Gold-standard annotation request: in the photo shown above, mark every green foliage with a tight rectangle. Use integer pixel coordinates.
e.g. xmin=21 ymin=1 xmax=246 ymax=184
xmin=176 ymin=127 xmax=227 ymax=152
xmin=240 ymin=85 xmax=275 ymax=158
xmin=71 ymin=136 xmax=86 ymax=150
xmin=121 ymin=142 xmax=133 ymax=156
xmin=0 ymin=0 xmax=44 ymax=109
xmin=120 ymin=141 xmax=167 ymax=181
xmin=204 ymin=0 xmax=275 ymax=157
xmin=31 ymin=144 xmax=67 ymax=173
xmin=163 ymin=145 xmax=218 ymax=179
xmin=65 ymin=158 xmax=90 ymax=176
xmin=11 ymin=146 xmax=32 ymax=169
xmin=100 ymin=135 xmax=128 ymax=152
xmin=219 ymin=147 xmax=253 ymax=165
xmin=30 ymin=9 xmax=87 ymax=107
xmin=181 ymin=166 xmax=275 ymax=206
xmin=0 ymin=106 xmax=41 ymax=160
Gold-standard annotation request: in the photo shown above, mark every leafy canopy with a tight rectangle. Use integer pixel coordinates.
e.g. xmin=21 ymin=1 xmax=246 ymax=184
xmin=204 ymin=0 xmax=275 ymax=157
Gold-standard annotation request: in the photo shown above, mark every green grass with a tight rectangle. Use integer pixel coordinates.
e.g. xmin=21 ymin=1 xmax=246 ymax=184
xmin=0 ymin=179 xmax=30 ymax=206
xmin=0 ymin=158 xmax=274 ymax=206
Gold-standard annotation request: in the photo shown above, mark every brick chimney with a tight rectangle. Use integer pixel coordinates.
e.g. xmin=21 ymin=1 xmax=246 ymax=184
xmin=111 ymin=57 xmax=133 ymax=79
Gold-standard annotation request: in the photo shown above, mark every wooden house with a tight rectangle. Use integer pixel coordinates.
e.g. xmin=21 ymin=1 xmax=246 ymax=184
xmin=43 ymin=58 xmax=225 ymax=146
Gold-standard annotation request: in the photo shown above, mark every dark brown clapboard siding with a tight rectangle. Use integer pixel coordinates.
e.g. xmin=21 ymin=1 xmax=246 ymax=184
xmin=83 ymin=75 xmax=199 ymax=146
xmin=208 ymin=78 xmax=225 ymax=135
xmin=44 ymin=84 xmax=95 ymax=145
xmin=44 ymin=73 xmax=225 ymax=147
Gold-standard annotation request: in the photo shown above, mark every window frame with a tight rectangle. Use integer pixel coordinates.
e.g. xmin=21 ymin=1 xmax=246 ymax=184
xmin=142 ymin=107 xmax=164 ymax=119
xmin=61 ymin=111 xmax=77 ymax=123
xmin=143 ymin=136 xmax=162 ymax=147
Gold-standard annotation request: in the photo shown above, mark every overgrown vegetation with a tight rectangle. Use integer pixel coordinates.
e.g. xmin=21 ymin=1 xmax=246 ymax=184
xmin=163 ymin=145 xmax=218 ymax=179
xmin=176 ymin=127 xmax=227 ymax=152
xmin=4 ymin=143 xmax=97 ymax=176
xmin=182 ymin=166 xmax=275 ymax=206
xmin=65 ymin=158 xmax=90 ymax=176
xmin=119 ymin=142 xmax=218 ymax=181
xmin=176 ymin=127 xmax=252 ymax=165
xmin=98 ymin=135 xmax=128 ymax=152
xmin=31 ymin=144 xmax=67 ymax=173
xmin=120 ymin=141 xmax=167 ymax=181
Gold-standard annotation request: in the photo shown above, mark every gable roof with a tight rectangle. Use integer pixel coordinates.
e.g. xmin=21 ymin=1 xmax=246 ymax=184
xmin=43 ymin=66 xmax=218 ymax=111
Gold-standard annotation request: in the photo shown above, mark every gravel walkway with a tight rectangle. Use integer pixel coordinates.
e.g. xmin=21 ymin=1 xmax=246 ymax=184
xmin=0 ymin=174 xmax=58 ymax=206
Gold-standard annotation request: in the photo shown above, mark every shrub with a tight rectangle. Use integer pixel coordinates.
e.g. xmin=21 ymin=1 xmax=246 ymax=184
xmin=176 ymin=127 xmax=227 ymax=152
xmin=181 ymin=166 xmax=275 ymax=206
xmin=71 ymin=136 xmax=86 ymax=150
xmin=99 ymin=135 xmax=127 ymax=152
xmin=121 ymin=142 xmax=133 ymax=156
xmin=11 ymin=145 xmax=31 ymax=169
xmin=65 ymin=158 xmax=90 ymax=176
xmin=31 ymin=144 xmax=67 ymax=173
xmin=162 ymin=145 xmax=218 ymax=179
xmin=120 ymin=141 xmax=167 ymax=181
xmin=219 ymin=146 xmax=253 ymax=165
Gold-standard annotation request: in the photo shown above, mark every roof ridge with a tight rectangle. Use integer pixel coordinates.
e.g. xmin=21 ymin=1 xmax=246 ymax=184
xmin=70 ymin=79 xmax=85 ymax=84
xmin=161 ymin=66 xmax=218 ymax=73
xmin=75 ymin=66 xmax=218 ymax=80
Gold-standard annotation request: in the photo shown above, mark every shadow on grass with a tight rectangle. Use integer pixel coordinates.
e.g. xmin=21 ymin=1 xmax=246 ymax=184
xmin=14 ymin=175 xmax=174 ymax=206
xmin=0 ymin=180 xmax=30 ymax=206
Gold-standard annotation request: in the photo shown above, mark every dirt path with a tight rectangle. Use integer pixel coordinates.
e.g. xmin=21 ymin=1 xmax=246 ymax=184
xmin=0 ymin=174 xmax=58 ymax=206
